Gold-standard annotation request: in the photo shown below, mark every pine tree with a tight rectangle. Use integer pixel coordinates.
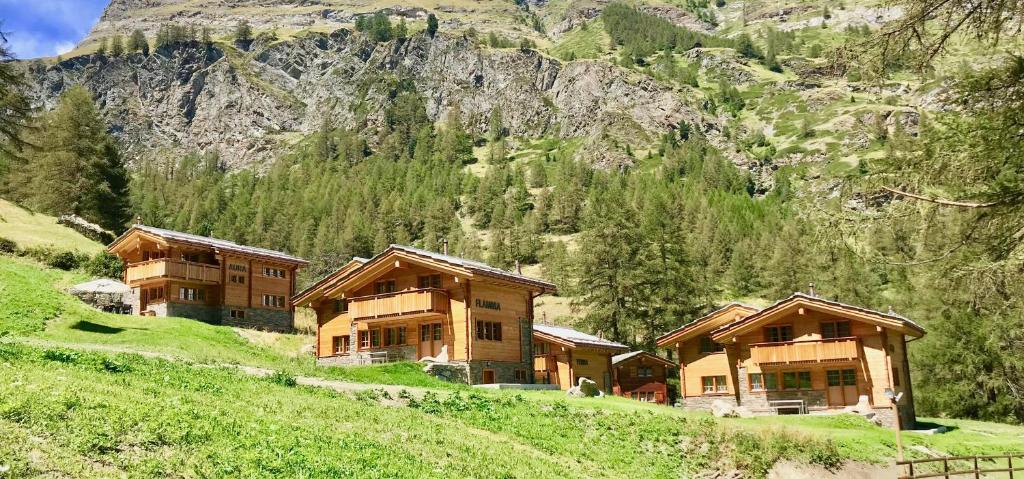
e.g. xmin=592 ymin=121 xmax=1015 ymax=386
xmin=396 ymin=19 xmax=409 ymax=39
xmin=427 ymin=14 xmax=439 ymax=38
xmin=0 ymin=28 xmax=32 ymax=167
xmin=96 ymin=37 xmax=108 ymax=55
xmin=111 ymin=35 xmax=125 ymax=56
xmin=127 ymin=29 xmax=147 ymax=53
xmin=235 ymin=20 xmax=253 ymax=43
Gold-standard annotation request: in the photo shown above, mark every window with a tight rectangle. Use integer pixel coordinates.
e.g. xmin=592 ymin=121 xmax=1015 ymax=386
xmin=179 ymin=287 xmax=205 ymax=302
xmin=383 ymin=326 xmax=407 ymax=346
xmin=359 ymin=331 xmax=370 ymax=349
xmin=826 ymin=369 xmax=857 ymax=387
xmin=229 ymin=309 xmax=245 ymax=319
xmin=576 ymin=358 xmax=589 ymax=366
xmin=783 ymin=371 xmax=812 ymax=390
xmin=333 ymin=300 xmax=348 ymax=313
xmin=699 ymin=335 xmax=724 ymax=353
xmin=765 ymin=325 xmax=794 ymax=343
xmin=374 ymin=279 xmax=396 ymax=294
xmin=370 ymin=328 xmax=381 ymax=348
xmin=892 ymin=366 xmax=900 ymax=387
xmin=702 ymin=376 xmax=728 ymax=394
xmin=230 ymin=274 xmax=245 ymax=284
xmin=514 ymin=369 xmax=528 ymax=383
xmin=432 ymin=323 xmax=442 ymax=341
xmin=333 ymin=335 xmax=350 ymax=354
xmin=534 ymin=342 xmax=550 ymax=355
xmin=144 ymin=286 xmax=165 ymax=302
xmin=262 ymin=295 xmax=286 ymax=308
xmin=821 ymin=320 xmax=852 ymax=339
xmin=263 ymin=267 xmax=287 ymax=278
xmin=475 ymin=320 xmax=502 ymax=341
xmin=638 ymin=366 xmax=654 ymax=378
xmin=418 ymin=274 xmax=442 ymax=289
xmin=749 ymin=373 xmax=764 ymax=391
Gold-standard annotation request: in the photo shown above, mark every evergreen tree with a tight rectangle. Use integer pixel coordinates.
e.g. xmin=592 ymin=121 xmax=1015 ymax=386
xmin=127 ymin=29 xmax=147 ymax=53
xmin=96 ymin=37 xmax=108 ymax=55
xmin=0 ymin=27 xmax=33 ymax=168
xmin=426 ymin=14 xmax=439 ymax=38
xmin=111 ymin=35 xmax=125 ymax=56
xmin=235 ymin=20 xmax=253 ymax=43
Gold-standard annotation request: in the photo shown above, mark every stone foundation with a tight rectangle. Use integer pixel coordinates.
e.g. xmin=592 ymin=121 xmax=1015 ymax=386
xmin=424 ymin=362 xmax=472 ymax=383
xmin=221 ymin=307 xmax=294 ymax=333
xmin=468 ymin=359 xmax=533 ymax=384
xmin=684 ymin=394 xmax=737 ymax=410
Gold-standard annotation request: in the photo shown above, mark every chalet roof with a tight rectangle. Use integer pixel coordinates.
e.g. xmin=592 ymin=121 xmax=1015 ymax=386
xmin=110 ymin=225 xmax=307 ymax=266
xmin=710 ymin=292 xmax=925 ymax=340
xmin=292 ymin=257 xmax=369 ymax=306
xmin=387 ymin=244 xmax=556 ymax=291
xmin=654 ymin=302 xmax=760 ymax=347
xmin=612 ymin=351 xmax=677 ymax=367
xmin=533 ymin=324 xmax=628 ymax=351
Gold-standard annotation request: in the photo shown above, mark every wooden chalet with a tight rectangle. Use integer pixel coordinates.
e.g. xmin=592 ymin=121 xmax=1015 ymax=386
xmin=292 ymin=244 xmax=556 ymax=384
xmin=107 ymin=224 xmax=308 ymax=332
xmin=532 ymin=324 xmax=629 ymax=393
xmin=656 ymin=293 xmax=925 ymax=428
xmin=611 ymin=351 xmax=676 ymax=405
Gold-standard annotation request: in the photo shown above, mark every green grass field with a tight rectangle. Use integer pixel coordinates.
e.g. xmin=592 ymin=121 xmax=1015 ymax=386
xmin=1 ymin=250 xmax=1023 ymax=477
xmin=0 ymin=199 xmax=104 ymax=254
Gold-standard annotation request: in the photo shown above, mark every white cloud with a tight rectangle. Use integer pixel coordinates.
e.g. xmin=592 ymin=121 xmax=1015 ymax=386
xmin=54 ymin=41 xmax=74 ymax=56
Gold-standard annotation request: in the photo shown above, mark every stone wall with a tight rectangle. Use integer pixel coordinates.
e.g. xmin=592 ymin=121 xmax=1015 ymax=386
xmin=468 ymin=359 xmax=532 ymax=384
xmin=424 ymin=362 xmax=472 ymax=384
xmin=684 ymin=394 xmax=737 ymax=410
xmin=164 ymin=302 xmax=221 ymax=324
xmin=221 ymin=307 xmax=293 ymax=333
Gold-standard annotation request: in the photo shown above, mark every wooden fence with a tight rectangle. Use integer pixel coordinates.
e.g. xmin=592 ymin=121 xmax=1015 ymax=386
xmin=898 ymin=454 xmax=1024 ymax=478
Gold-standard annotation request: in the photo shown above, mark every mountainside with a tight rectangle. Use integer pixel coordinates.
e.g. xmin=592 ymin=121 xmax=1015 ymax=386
xmin=25 ymin=31 xmax=704 ymax=169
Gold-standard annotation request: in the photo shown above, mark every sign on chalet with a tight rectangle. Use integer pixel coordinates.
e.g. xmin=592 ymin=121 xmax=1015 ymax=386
xmin=292 ymin=244 xmax=556 ymax=385
xmin=656 ymin=292 xmax=926 ymax=428
xmin=107 ymin=225 xmax=308 ymax=332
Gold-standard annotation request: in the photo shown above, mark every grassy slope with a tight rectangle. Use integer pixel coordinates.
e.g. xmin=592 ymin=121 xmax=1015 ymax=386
xmin=0 ymin=199 xmax=104 ymax=254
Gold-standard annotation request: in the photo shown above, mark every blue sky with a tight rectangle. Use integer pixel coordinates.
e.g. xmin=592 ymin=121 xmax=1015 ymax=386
xmin=0 ymin=0 xmax=109 ymax=59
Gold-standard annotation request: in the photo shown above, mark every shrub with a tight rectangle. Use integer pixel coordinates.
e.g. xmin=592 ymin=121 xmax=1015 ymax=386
xmin=43 ymin=348 xmax=81 ymax=363
xmin=102 ymin=357 xmax=131 ymax=373
xmin=23 ymin=247 xmax=88 ymax=270
xmin=84 ymin=251 xmax=124 ymax=279
xmin=268 ymin=370 xmax=297 ymax=387
xmin=0 ymin=236 xmax=17 ymax=254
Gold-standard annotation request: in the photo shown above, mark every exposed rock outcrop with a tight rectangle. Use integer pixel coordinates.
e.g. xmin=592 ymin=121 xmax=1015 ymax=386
xmin=25 ymin=31 xmax=712 ymax=169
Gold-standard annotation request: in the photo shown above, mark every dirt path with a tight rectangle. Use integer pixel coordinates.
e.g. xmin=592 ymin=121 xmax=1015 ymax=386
xmin=6 ymin=337 xmax=440 ymax=399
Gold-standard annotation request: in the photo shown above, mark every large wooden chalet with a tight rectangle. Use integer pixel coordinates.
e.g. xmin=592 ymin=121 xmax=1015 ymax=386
xmin=107 ymin=225 xmax=307 ymax=332
xmin=292 ymin=245 xmax=556 ymax=384
xmin=656 ymin=293 xmax=925 ymax=428
xmin=532 ymin=324 xmax=629 ymax=393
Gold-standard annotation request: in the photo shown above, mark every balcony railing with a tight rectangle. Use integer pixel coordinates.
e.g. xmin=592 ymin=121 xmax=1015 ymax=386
xmin=348 ymin=288 xmax=448 ymax=320
xmin=749 ymin=337 xmax=859 ymax=365
xmin=125 ymin=258 xmax=221 ymax=285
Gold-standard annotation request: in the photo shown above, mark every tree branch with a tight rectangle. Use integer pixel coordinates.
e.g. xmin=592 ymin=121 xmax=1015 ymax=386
xmin=882 ymin=186 xmax=1002 ymax=208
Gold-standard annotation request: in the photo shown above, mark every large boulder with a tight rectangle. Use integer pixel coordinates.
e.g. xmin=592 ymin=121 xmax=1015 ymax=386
xmin=711 ymin=399 xmax=740 ymax=417
xmin=566 ymin=377 xmax=603 ymax=398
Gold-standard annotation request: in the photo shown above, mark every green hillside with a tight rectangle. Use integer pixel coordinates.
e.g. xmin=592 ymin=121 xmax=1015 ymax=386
xmin=1 ymin=252 xmax=1023 ymax=477
xmin=0 ymin=199 xmax=104 ymax=254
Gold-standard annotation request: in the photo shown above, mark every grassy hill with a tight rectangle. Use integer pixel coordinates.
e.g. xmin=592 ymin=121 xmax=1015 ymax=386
xmin=1 ymin=251 xmax=1023 ymax=477
xmin=0 ymin=199 xmax=104 ymax=254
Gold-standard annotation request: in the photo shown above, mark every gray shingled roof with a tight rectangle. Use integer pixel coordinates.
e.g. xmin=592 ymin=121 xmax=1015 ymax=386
xmin=124 ymin=225 xmax=307 ymax=265
xmin=711 ymin=292 xmax=925 ymax=336
xmin=611 ymin=351 xmax=645 ymax=365
xmin=389 ymin=244 xmax=556 ymax=291
xmin=534 ymin=324 xmax=628 ymax=350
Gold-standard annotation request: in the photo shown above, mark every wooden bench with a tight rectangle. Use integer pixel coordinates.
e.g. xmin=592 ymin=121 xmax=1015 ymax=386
xmin=768 ymin=399 xmax=807 ymax=415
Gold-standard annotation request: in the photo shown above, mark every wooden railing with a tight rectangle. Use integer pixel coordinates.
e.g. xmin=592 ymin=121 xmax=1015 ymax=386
xmin=898 ymin=453 xmax=1024 ymax=478
xmin=348 ymin=288 xmax=448 ymax=320
xmin=749 ymin=337 xmax=859 ymax=365
xmin=125 ymin=259 xmax=221 ymax=285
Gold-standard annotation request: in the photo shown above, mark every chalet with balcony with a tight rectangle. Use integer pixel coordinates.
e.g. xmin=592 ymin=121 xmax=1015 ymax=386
xmin=655 ymin=293 xmax=925 ymax=428
xmin=532 ymin=324 xmax=628 ymax=393
xmin=107 ymin=225 xmax=307 ymax=332
xmin=611 ymin=351 xmax=676 ymax=405
xmin=292 ymin=245 xmax=556 ymax=385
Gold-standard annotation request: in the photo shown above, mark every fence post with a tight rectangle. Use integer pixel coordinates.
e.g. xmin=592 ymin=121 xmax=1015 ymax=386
xmin=1009 ymin=455 xmax=1014 ymax=479
xmin=974 ymin=457 xmax=980 ymax=479
xmin=943 ymin=458 xmax=948 ymax=477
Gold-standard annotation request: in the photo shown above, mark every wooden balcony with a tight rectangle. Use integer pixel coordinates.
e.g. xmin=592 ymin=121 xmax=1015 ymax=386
xmin=125 ymin=259 xmax=221 ymax=285
xmin=750 ymin=338 xmax=859 ymax=365
xmin=348 ymin=288 xmax=448 ymax=321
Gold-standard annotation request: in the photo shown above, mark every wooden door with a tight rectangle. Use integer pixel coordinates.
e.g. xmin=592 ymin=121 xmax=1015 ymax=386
xmin=826 ymin=368 xmax=859 ymax=406
xmin=482 ymin=369 xmax=495 ymax=384
xmin=418 ymin=322 xmax=443 ymax=359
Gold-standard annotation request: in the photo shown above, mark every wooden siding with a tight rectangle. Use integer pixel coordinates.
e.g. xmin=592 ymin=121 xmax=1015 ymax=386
xmin=250 ymin=260 xmax=293 ymax=311
xmin=679 ymin=340 xmax=735 ymax=398
xmin=571 ymin=348 xmax=614 ymax=392
xmin=468 ymin=281 xmax=529 ymax=363
xmin=613 ymin=355 xmax=670 ymax=404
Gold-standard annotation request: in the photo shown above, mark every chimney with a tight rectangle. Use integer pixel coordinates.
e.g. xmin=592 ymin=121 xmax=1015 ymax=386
xmin=888 ymin=305 xmax=895 ymax=315
xmin=808 ymin=282 xmax=816 ymax=297
xmin=135 ymin=215 xmax=143 ymax=226
xmin=514 ymin=259 xmax=521 ymax=275
xmin=442 ymin=238 xmax=449 ymax=255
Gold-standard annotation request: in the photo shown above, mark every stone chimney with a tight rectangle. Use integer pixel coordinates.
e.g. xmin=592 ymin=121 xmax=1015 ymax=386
xmin=442 ymin=238 xmax=449 ymax=255
xmin=514 ymin=260 xmax=521 ymax=275
xmin=135 ymin=215 xmax=143 ymax=226
xmin=808 ymin=282 xmax=816 ymax=297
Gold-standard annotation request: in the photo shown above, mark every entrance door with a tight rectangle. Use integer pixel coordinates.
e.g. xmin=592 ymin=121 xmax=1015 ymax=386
xmin=419 ymin=322 xmax=443 ymax=359
xmin=482 ymin=369 xmax=495 ymax=384
xmin=826 ymin=368 xmax=859 ymax=406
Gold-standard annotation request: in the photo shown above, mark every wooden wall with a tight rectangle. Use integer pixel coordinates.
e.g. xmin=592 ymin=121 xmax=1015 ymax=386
xmin=467 ymin=281 xmax=529 ymax=363
xmin=571 ymin=348 xmax=613 ymax=391
xmin=679 ymin=339 xmax=734 ymax=398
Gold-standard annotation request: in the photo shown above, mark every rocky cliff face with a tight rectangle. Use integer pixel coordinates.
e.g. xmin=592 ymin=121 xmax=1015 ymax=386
xmin=25 ymin=31 xmax=711 ymax=169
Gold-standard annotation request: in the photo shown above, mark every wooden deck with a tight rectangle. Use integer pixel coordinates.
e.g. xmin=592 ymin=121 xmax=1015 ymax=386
xmin=348 ymin=288 xmax=449 ymax=320
xmin=125 ymin=258 xmax=222 ymax=285
xmin=749 ymin=337 xmax=859 ymax=365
